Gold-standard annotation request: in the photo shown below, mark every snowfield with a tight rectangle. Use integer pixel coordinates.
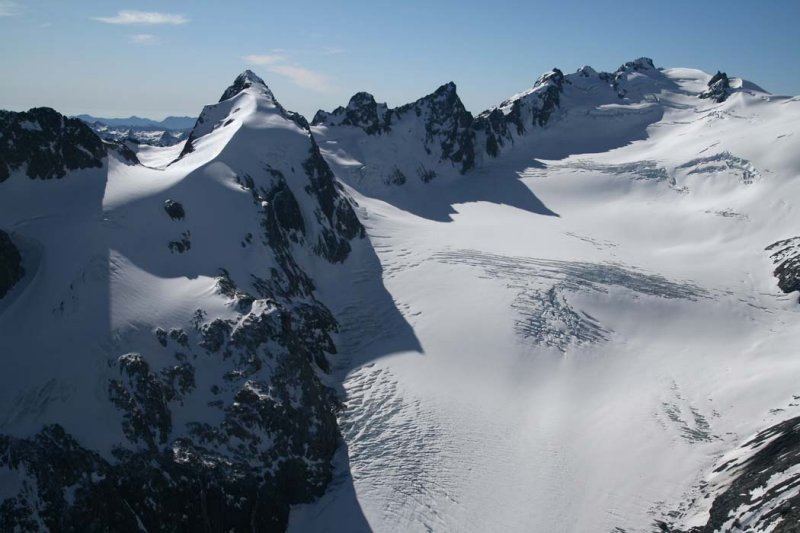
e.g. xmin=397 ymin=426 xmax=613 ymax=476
xmin=290 ymin=64 xmax=800 ymax=532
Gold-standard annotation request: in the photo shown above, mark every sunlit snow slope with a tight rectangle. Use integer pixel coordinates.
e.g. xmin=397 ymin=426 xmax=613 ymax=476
xmin=0 ymin=72 xmax=367 ymax=530
xmin=290 ymin=61 xmax=800 ymax=532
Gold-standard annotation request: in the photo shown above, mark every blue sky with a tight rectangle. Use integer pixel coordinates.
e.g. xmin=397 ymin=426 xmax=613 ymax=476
xmin=1 ymin=0 xmax=798 ymax=120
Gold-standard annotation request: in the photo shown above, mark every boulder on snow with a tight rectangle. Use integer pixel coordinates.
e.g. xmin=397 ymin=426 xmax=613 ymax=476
xmin=163 ymin=199 xmax=185 ymax=220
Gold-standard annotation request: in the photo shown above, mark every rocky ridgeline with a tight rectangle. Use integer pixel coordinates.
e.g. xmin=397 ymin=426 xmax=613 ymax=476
xmin=0 ymin=107 xmax=107 ymax=181
xmin=312 ymin=58 xmax=684 ymax=179
xmin=0 ymin=73 xmax=364 ymax=531
xmin=315 ymin=81 xmax=476 ymax=173
xmin=86 ymin=121 xmax=189 ymax=147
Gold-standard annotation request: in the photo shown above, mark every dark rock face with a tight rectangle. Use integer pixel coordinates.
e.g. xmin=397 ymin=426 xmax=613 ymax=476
xmin=303 ymin=140 xmax=366 ymax=262
xmin=164 ymin=199 xmax=186 ymax=220
xmin=662 ymin=416 xmax=800 ymax=532
xmin=396 ymin=82 xmax=477 ymax=173
xmin=313 ymin=92 xmax=390 ymax=135
xmin=766 ymin=237 xmax=800 ymax=297
xmin=617 ymin=57 xmax=656 ymax=72
xmin=0 ymin=107 xmax=106 ymax=181
xmin=474 ymin=67 xmax=566 ymax=157
xmin=0 ymin=230 xmax=23 ymax=299
xmin=699 ymin=71 xmax=732 ymax=103
xmin=314 ymin=82 xmax=477 ymax=174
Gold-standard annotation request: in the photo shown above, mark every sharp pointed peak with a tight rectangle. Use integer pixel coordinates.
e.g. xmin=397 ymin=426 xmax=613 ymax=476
xmin=436 ymin=81 xmax=457 ymax=93
xmin=219 ymin=69 xmax=274 ymax=102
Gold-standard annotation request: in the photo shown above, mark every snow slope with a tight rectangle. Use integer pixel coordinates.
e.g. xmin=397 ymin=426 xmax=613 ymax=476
xmin=0 ymin=71 xmax=367 ymax=530
xmin=290 ymin=60 xmax=800 ymax=532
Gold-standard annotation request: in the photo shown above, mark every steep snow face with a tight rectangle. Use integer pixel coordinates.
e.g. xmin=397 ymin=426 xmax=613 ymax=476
xmin=0 ymin=73 xmax=367 ymax=530
xmin=291 ymin=61 xmax=800 ymax=532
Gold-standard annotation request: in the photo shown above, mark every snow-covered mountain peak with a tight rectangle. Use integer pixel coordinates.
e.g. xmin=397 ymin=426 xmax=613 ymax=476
xmin=347 ymin=91 xmax=379 ymax=110
xmin=616 ymin=56 xmax=656 ymax=73
xmin=218 ymin=69 xmax=275 ymax=103
xmin=533 ymin=68 xmax=565 ymax=89
xmin=179 ymin=70 xmax=311 ymax=161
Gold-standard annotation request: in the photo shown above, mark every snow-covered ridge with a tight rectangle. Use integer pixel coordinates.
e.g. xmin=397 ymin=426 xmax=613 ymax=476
xmin=0 ymin=70 xmax=366 ymax=530
xmin=313 ymin=57 xmax=771 ymax=195
xmin=177 ymin=69 xmax=311 ymax=162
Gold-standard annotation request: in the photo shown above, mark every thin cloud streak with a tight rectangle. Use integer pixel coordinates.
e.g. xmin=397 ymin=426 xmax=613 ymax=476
xmin=244 ymin=52 xmax=334 ymax=93
xmin=130 ymin=34 xmax=157 ymax=45
xmin=243 ymin=54 xmax=287 ymax=66
xmin=93 ymin=10 xmax=188 ymax=25
xmin=267 ymin=65 xmax=332 ymax=92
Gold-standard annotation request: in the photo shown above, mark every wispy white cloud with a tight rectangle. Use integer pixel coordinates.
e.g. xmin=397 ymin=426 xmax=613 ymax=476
xmin=267 ymin=65 xmax=332 ymax=92
xmin=0 ymin=1 xmax=18 ymax=17
xmin=244 ymin=50 xmax=335 ymax=93
xmin=243 ymin=54 xmax=287 ymax=66
xmin=130 ymin=33 xmax=157 ymax=45
xmin=319 ymin=46 xmax=345 ymax=56
xmin=93 ymin=10 xmax=188 ymax=25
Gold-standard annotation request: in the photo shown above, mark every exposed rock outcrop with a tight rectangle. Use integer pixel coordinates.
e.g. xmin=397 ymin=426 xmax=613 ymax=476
xmin=0 ymin=107 xmax=106 ymax=181
xmin=0 ymin=230 xmax=23 ymax=299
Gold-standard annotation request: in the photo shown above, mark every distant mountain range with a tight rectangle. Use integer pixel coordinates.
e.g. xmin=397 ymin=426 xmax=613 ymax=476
xmin=74 ymin=114 xmax=196 ymax=130
xmin=74 ymin=115 xmax=195 ymax=147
